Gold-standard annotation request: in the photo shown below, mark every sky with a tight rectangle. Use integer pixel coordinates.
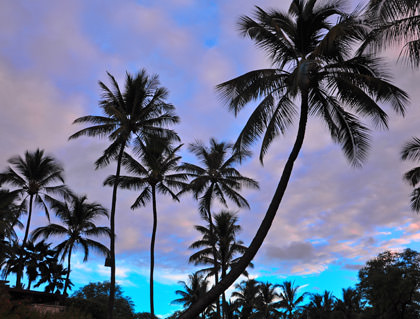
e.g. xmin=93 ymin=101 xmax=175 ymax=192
xmin=1 ymin=0 xmax=420 ymax=316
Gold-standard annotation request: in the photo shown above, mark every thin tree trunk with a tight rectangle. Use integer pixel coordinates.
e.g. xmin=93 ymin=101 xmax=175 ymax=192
xmin=22 ymin=195 xmax=33 ymax=248
xmin=107 ymin=145 xmax=125 ymax=319
xmin=221 ymin=264 xmax=228 ymax=319
xmin=16 ymin=194 xmax=34 ymax=288
xmin=150 ymin=185 xmax=158 ymax=318
xmin=64 ymin=245 xmax=73 ymax=295
xmin=205 ymin=193 xmax=221 ymax=319
xmin=179 ymin=91 xmax=309 ymax=319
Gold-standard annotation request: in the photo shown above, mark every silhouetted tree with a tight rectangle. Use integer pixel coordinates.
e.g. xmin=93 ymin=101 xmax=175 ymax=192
xmin=401 ymin=137 xmax=420 ymax=212
xmin=105 ymin=136 xmax=186 ymax=317
xmin=31 ymin=194 xmax=110 ymax=295
xmin=0 ymin=149 xmax=68 ymax=287
xmin=358 ymin=249 xmax=420 ymax=319
xmin=361 ymin=0 xmax=420 ymax=67
xmin=69 ymin=69 xmax=179 ymax=319
xmin=180 ymin=138 xmax=259 ymax=318
xmin=180 ymin=0 xmax=408 ymax=315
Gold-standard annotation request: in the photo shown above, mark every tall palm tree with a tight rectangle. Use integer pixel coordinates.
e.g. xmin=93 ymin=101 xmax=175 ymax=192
xmin=180 ymin=1 xmax=409 ymax=316
xmin=31 ymin=194 xmax=110 ymax=295
xmin=255 ymin=282 xmax=281 ymax=319
xmin=0 ymin=149 xmax=68 ymax=288
xmin=189 ymin=211 xmax=251 ymax=318
xmin=180 ymin=138 xmax=259 ymax=318
xmin=104 ymin=136 xmax=187 ymax=318
xmin=401 ymin=137 xmax=420 ymax=212
xmin=69 ymin=69 xmax=179 ymax=319
xmin=361 ymin=0 xmax=420 ymax=67
xmin=172 ymin=273 xmax=210 ymax=319
xmin=278 ymin=281 xmax=307 ymax=319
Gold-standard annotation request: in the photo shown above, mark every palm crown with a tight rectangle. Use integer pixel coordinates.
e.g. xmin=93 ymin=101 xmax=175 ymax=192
xmin=217 ymin=0 xmax=408 ymax=165
xmin=180 ymin=138 xmax=259 ymax=215
xmin=69 ymin=70 xmax=180 ymax=168
xmin=401 ymin=137 xmax=420 ymax=212
xmin=189 ymin=211 xmax=251 ymax=279
xmin=361 ymin=0 xmax=420 ymax=67
xmin=104 ymin=137 xmax=188 ymax=208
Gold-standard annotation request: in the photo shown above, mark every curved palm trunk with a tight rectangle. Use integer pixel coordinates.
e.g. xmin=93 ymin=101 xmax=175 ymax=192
xmin=63 ymin=245 xmax=73 ymax=295
xmin=16 ymin=194 xmax=34 ymax=288
xmin=150 ymin=185 xmax=158 ymax=318
xmin=179 ymin=91 xmax=309 ymax=319
xmin=107 ymin=145 xmax=125 ymax=319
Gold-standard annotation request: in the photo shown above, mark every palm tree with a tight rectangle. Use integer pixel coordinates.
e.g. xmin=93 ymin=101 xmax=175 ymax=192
xmin=180 ymin=1 xmax=409 ymax=316
xmin=1 ymin=240 xmax=25 ymax=286
xmin=172 ymin=273 xmax=210 ymax=319
xmin=180 ymin=138 xmax=259 ymax=318
xmin=34 ymin=261 xmax=68 ymax=294
xmin=278 ymin=281 xmax=307 ymax=319
xmin=231 ymin=279 xmax=260 ymax=319
xmin=401 ymin=137 xmax=420 ymax=212
xmin=305 ymin=291 xmax=336 ymax=319
xmin=69 ymin=69 xmax=179 ymax=319
xmin=104 ymin=136 xmax=187 ymax=318
xmin=361 ymin=0 xmax=420 ymax=67
xmin=0 ymin=189 xmax=23 ymax=243
xmin=0 ymin=149 xmax=68 ymax=288
xmin=254 ymin=282 xmax=281 ymax=319
xmin=31 ymin=194 xmax=110 ymax=295
xmin=189 ymin=211 xmax=251 ymax=318
xmin=24 ymin=240 xmax=56 ymax=290
xmin=334 ymin=287 xmax=365 ymax=319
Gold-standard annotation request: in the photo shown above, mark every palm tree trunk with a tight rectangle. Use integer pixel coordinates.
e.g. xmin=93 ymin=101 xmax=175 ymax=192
xmin=107 ymin=145 xmax=125 ymax=319
xmin=16 ymin=194 xmax=34 ymax=288
xmin=64 ymin=245 xmax=73 ymax=295
xmin=150 ymin=184 xmax=157 ymax=318
xmin=205 ymin=194 xmax=221 ymax=319
xmin=179 ymin=91 xmax=310 ymax=318
xmin=22 ymin=195 xmax=33 ymax=248
xmin=221 ymin=264 xmax=228 ymax=319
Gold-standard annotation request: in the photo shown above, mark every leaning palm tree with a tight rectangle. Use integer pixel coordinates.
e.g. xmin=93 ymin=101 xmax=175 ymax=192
xmin=104 ymin=136 xmax=187 ymax=318
xmin=180 ymin=138 xmax=259 ymax=318
xmin=31 ymin=194 xmax=110 ymax=295
xmin=360 ymin=0 xmax=420 ymax=67
xmin=189 ymin=211 xmax=251 ymax=318
xmin=401 ymin=137 xmax=420 ymax=212
xmin=69 ymin=69 xmax=179 ymax=319
xmin=0 ymin=149 xmax=68 ymax=287
xmin=180 ymin=1 xmax=409 ymax=316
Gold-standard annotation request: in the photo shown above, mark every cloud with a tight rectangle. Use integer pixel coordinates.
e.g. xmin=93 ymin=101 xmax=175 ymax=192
xmin=266 ymin=241 xmax=317 ymax=262
xmin=2 ymin=2 xmax=420 ymax=312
